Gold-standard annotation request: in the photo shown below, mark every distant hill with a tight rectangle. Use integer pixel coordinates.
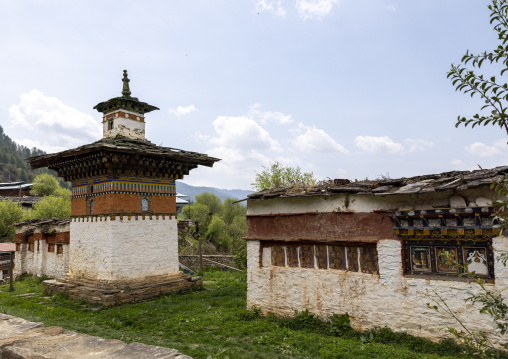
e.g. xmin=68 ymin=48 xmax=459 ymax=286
xmin=0 ymin=125 xmax=53 ymax=183
xmin=175 ymin=181 xmax=252 ymax=203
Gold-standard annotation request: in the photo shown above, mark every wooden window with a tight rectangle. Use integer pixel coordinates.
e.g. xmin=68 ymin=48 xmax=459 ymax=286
xmin=268 ymin=243 xmax=378 ymax=274
xmin=56 ymin=244 xmax=63 ymax=255
xmin=404 ymin=240 xmax=494 ymax=279
xmin=271 ymin=246 xmax=285 ymax=267
xmin=315 ymin=245 xmax=328 ymax=269
xmin=28 ymin=243 xmax=33 ymax=252
xmin=48 ymin=244 xmax=55 ymax=253
xmin=15 ymin=243 xmax=20 ymax=252
xmin=299 ymin=245 xmax=314 ymax=268
xmin=141 ymin=196 xmax=152 ymax=212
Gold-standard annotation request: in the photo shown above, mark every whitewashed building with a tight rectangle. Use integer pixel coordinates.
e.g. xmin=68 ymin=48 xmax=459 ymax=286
xmin=245 ymin=166 xmax=508 ymax=345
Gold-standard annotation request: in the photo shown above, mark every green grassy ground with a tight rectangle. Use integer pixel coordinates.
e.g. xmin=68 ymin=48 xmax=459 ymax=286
xmin=0 ymin=270 xmax=495 ymax=359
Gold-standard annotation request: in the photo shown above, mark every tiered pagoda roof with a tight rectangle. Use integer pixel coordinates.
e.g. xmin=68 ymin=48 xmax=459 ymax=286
xmin=28 ymin=136 xmax=219 ymax=182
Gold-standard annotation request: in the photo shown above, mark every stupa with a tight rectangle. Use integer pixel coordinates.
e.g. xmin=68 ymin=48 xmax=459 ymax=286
xmin=28 ymin=71 xmax=220 ymax=305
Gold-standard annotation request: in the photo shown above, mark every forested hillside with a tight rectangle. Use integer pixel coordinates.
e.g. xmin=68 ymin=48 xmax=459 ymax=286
xmin=0 ymin=125 xmax=51 ymax=183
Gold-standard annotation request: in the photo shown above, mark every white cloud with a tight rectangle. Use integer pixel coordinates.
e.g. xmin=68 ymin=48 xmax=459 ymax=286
xmin=450 ymin=159 xmax=465 ymax=168
xmin=168 ymin=105 xmax=198 ymax=116
xmin=465 ymin=142 xmax=504 ymax=157
xmin=209 ymin=115 xmax=282 ymax=152
xmin=296 ymin=0 xmax=339 ymax=20
xmin=256 ymin=0 xmax=286 ymax=17
xmin=355 ymin=136 xmax=405 ymax=154
xmin=8 ymin=90 xmax=101 ymax=153
xmin=404 ymin=138 xmax=434 ymax=152
xmin=291 ymin=123 xmax=348 ymax=153
xmin=250 ymin=103 xmax=293 ymax=124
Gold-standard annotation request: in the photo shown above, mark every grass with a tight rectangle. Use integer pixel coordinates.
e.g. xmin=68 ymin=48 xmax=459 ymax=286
xmin=0 ymin=270 xmax=498 ymax=359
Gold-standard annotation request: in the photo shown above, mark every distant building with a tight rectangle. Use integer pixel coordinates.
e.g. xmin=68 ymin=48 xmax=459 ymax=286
xmin=0 ymin=196 xmax=42 ymax=210
xmin=175 ymin=192 xmax=189 ymax=213
xmin=0 ymin=182 xmax=32 ymax=197
xmin=0 ymin=242 xmax=15 ymax=282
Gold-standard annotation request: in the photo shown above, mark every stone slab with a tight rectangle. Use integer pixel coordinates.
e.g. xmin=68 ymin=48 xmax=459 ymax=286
xmin=0 ymin=314 xmax=192 ymax=358
xmin=43 ymin=273 xmax=202 ymax=306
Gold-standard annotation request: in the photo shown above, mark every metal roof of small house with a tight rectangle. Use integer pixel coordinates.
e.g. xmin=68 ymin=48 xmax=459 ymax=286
xmin=248 ymin=165 xmax=508 ymax=200
xmin=0 ymin=182 xmax=24 ymax=187
xmin=0 ymin=243 xmax=15 ymax=253
xmin=0 ymin=184 xmax=32 ymax=191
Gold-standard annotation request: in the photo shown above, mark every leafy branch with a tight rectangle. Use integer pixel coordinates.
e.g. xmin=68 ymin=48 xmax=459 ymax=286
xmin=447 ymin=0 xmax=508 ymax=135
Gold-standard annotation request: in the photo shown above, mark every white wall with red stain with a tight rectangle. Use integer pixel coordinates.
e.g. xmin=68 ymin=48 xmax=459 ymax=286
xmin=247 ymin=237 xmax=508 ymax=347
xmin=246 ymin=191 xmax=508 ymax=347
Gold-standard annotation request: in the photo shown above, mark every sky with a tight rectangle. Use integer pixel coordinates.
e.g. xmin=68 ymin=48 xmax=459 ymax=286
xmin=0 ymin=0 xmax=507 ymax=190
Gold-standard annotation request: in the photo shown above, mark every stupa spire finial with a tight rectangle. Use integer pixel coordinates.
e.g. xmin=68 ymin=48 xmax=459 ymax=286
xmin=122 ymin=70 xmax=131 ymax=98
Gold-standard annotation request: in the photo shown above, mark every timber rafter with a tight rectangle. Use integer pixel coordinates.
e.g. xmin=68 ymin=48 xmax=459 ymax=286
xmin=28 ymin=137 xmax=219 ymax=182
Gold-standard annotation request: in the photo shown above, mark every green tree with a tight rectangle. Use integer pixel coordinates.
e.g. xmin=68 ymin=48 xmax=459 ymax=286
xmin=445 ymin=1 xmax=508 ymax=355
xmin=0 ymin=200 xmax=23 ymax=241
xmin=252 ymin=161 xmax=316 ymax=192
xmin=448 ymin=0 xmax=508 ymax=134
xmin=222 ymin=198 xmax=246 ymax=225
xmin=195 ymin=192 xmax=222 ymax=218
xmin=30 ymin=174 xmax=60 ymax=196
xmin=181 ymin=192 xmax=247 ymax=261
xmin=182 ymin=202 xmax=211 ymax=234
xmin=31 ymin=196 xmax=71 ymax=220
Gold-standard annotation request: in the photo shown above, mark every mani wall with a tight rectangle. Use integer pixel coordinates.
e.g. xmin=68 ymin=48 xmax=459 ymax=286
xmin=14 ymin=219 xmax=70 ymax=280
xmin=245 ymin=166 xmax=508 ymax=346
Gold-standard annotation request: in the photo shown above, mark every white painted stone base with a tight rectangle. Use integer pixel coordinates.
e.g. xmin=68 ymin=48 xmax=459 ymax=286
xmin=69 ymin=217 xmax=178 ymax=280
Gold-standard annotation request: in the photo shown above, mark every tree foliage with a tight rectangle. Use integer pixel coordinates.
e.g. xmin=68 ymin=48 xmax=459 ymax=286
xmin=251 ymin=161 xmax=316 ymax=192
xmin=30 ymin=173 xmax=60 ymax=196
xmin=0 ymin=200 xmax=23 ymax=241
xmin=181 ymin=192 xmax=247 ymax=268
xmin=30 ymin=196 xmax=71 ymax=220
xmin=448 ymin=0 xmax=508 ymax=134
xmin=445 ymin=1 xmax=508 ymax=356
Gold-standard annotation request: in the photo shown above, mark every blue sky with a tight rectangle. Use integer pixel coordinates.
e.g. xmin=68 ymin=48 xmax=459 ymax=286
xmin=0 ymin=0 xmax=506 ymax=189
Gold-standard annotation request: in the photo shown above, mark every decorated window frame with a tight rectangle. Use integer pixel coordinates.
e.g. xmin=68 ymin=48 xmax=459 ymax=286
xmin=140 ymin=195 xmax=152 ymax=213
xmin=392 ymin=207 xmax=498 ymax=281
xmin=403 ymin=239 xmax=494 ymax=279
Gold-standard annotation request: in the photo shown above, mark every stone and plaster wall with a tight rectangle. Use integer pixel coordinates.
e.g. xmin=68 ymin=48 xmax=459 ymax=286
xmin=14 ymin=220 xmax=70 ymax=280
xmin=103 ymin=111 xmax=146 ymax=140
xmin=246 ymin=188 xmax=507 ymax=346
xmin=247 ymin=238 xmax=508 ymax=345
xmin=69 ymin=215 xmax=178 ymax=280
